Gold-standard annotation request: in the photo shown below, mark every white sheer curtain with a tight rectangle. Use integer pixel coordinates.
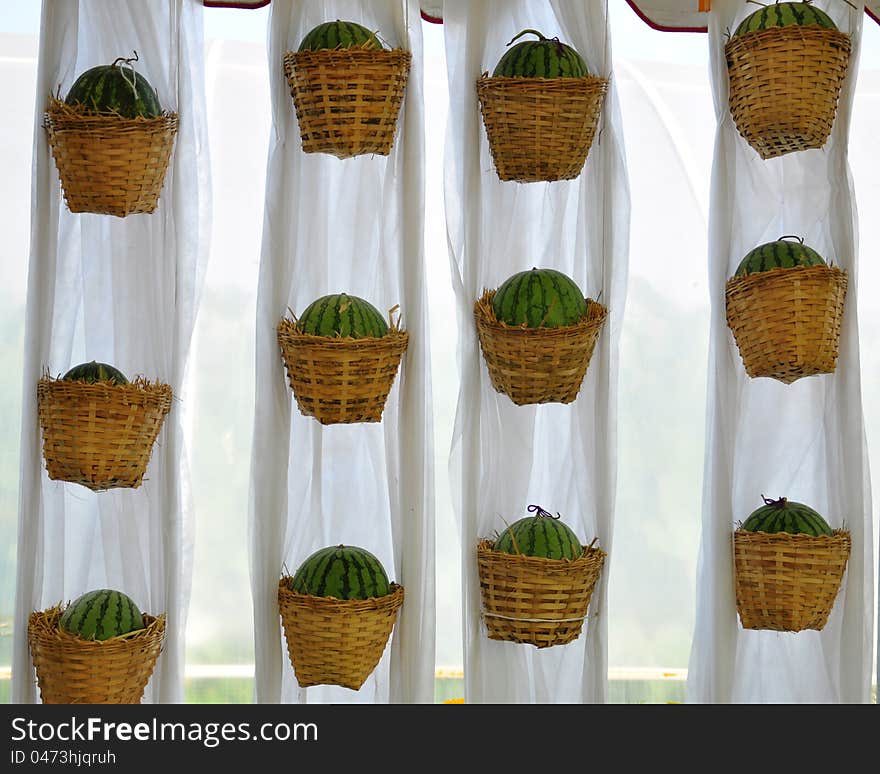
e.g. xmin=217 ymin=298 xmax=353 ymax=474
xmin=687 ymin=0 xmax=874 ymax=703
xmin=443 ymin=0 xmax=629 ymax=703
xmin=248 ymin=0 xmax=434 ymax=704
xmin=11 ymin=0 xmax=209 ymax=703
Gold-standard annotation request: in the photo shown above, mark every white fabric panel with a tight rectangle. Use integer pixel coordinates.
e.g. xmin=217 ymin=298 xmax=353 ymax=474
xmin=249 ymin=0 xmax=434 ymax=704
xmin=687 ymin=0 xmax=874 ymax=703
xmin=443 ymin=0 xmax=630 ymax=703
xmin=11 ymin=0 xmax=209 ymax=703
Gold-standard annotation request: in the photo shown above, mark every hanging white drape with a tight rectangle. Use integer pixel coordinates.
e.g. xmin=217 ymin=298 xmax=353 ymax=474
xmin=443 ymin=0 xmax=630 ymax=703
xmin=687 ymin=0 xmax=874 ymax=703
xmin=11 ymin=0 xmax=210 ymax=703
xmin=248 ymin=0 xmax=434 ymax=704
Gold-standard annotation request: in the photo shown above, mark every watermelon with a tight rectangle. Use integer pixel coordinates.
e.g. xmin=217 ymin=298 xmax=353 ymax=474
xmin=59 ymin=589 xmax=145 ymax=641
xmin=492 ymin=268 xmax=588 ymax=328
xmin=290 ymin=545 xmax=392 ymax=600
xmin=733 ymin=2 xmax=837 ymax=37
xmin=297 ymin=293 xmax=390 ymax=338
xmin=492 ymin=29 xmax=589 ymax=78
xmin=740 ymin=496 xmax=834 ymax=536
xmin=65 ymin=53 xmax=162 ymax=119
xmin=298 ymin=20 xmax=384 ymax=52
xmin=62 ymin=361 xmax=129 ymax=386
xmin=733 ymin=236 xmax=827 ymax=277
xmin=494 ymin=504 xmax=583 ymax=560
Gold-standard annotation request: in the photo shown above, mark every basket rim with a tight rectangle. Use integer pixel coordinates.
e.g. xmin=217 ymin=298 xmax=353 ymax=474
xmin=38 ymin=372 xmax=173 ymax=392
xmin=278 ymin=578 xmax=405 ymax=609
xmin=733 ymin=527 xmax=851 ymax=542
xmin=474 ymin=288 xmax=607 ymax=335
xmin=726 ymin=263 xmax=846 ymax=287
xmin=44 ymin=94 xmax=179 ymax=125
xmin=477 ymin=537 xmax=606 ymax=567
xmin=477 ymin=73 xmax=609 ymax=86
xmin=284 ymin=46 xmax=412 ymax=58
xmin=29 ymin=604 xmax=166 ymax=646
xmin=724 ymin=23 xmax=852 ymax=50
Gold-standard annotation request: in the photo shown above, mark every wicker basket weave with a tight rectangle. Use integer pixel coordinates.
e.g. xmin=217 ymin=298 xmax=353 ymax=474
xmin=278 ymin=578 xmax=404 ymax=690
xmin=725 ymin=26 xmax=851 ymax=159
xmin=725 ymin=265 xmax=847 ymax=384
xmin=28 ymin=606 xmax=165 ymax=704
xmin=477 ymin=539 xmax=605 ymax=648
xmin=44 ymin=96 xmax=178 ymax=217
xmin=283 ymin=48 xmax=411 ymax=159
xmin=476 ymin=75 xmax=608 ymax=182
xmin=277 ymin=316 xmax=408 ymax=425
xmin=474 ymin=289 xmax=607 ymax=406
xmin=734 ymin=529 xmax=851 ymax=632
xmin=37 ymin=376 xmax=173 ymax=491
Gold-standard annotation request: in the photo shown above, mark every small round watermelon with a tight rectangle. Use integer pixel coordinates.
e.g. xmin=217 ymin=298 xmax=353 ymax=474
xmin=494 ymin=505 xmax=583 ymax=560
xmin=734 ymin=237 xmax=827 ymax=277
xmin=62 ymin=361 xmax=129 ymax=386
xmin=298 ymin=20 xmax=384 ymax=52
xmin=492 ymin=268 xmax=588 ymax=328
xmin=290 ymin=545 xmax=392 ymax=600
xmin=492 ymin=29 xmax=589 ymax=78
xmin=740 ymin=496 xmax=833 ymax=536
xmin=297 ymin=293 xmax=390 ymax=339
xmin=733 ymin=2 xmax=837 ymax=37
xmin=59 ymin=589 xmax=145 ymax=641
xmin=65 ymin=53 xmax=162 ymax=118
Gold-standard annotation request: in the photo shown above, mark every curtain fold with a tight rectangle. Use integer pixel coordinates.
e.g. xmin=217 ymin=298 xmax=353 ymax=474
xmin=12 ymin=0 xmax=210 ymax=703
xmin=687 ymin=0 xmax=874 ymax=704
xmin=248 ymin=0 xmax=434 ymax=704
xmin=443 ymin=0 xmax=630 ymax=704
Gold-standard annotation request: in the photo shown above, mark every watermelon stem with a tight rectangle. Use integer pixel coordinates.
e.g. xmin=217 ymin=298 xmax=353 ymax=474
xmin=506 ymin=29 xmax=548 ymax=47
xmin=527 ymin=504 xmax=560 ymax=520
xmin=761 ymin=494 xmax=788 ymax=509
xmin=778 ymin=234 xmax=805 ymax=244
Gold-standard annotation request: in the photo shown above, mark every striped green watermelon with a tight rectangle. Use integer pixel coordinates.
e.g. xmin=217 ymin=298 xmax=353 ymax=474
xmin=62 ymin=361 xmax=129 ymax=386
xmin=494 ymin=504 xmax=583 ymax=560
xmin=492 ymin=268 xmax=588 ymax=328
xmin=290 ymin=545 xmax=391 ymax=600
xmin=65 ymin=53 xmax=162 ymax=119
xmin=740 ymin=496 xmax=833 ymax=536
xmin=298 ymin=20 xmax=384 ymax=51
xmin=734 ymin=2 xmax=837 ymax=37
xmin=492 ymin=29 xmax=589 ymax=78
xmin=297 ymin=293 xmax=390 ymax=338
xmin=59 ymin=589 xmax=145 ymax=641
xmin=734 ymin=236 xmax=827 ymax=277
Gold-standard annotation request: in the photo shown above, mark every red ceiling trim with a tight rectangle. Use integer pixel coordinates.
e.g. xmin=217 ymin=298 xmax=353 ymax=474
xmin=624 ymin=0 xmax=707 ymax=33
xmin=421 ymin=11 xmax=443 ymax=24
xmin=202 ymin=1 xmax=270 ymax=7
xmin=868 ymin=6 xmax=879 ymax=25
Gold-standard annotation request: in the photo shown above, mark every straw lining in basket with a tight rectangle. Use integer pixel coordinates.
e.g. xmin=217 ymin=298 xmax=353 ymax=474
xmin=476 ymin=539 xmax=605 ymax=649
xmin=28 ymin=606 xmax=165 ymax=704
xmin=474 ymin=289 xmax=607 ymax=406
xmin=725 ymin=265 xmax=847 ymax=384
xmin=725 ymin=25 xmax=851 ymax=159
xmin=44 ymin=96 xmax=178 ymax=217
xmin=277 ymin=315 xmax=408 ymax=425
xmin=733 ymin=529 xmax=851 ymax=632
xmin=283 ymin=48 xmax=411 ymax=159
xmin=278 ymin=578 xmax=404 ymax=691
xmin=37 ymin=375 xmax=173 ymax=491
xmin=476 ymin=75 xmax=608 ymax=183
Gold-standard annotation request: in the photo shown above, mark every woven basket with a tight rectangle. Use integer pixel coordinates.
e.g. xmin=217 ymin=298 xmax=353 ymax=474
xmin=44 ymin=96 xmax=178 ymax=217
xmin=725 ymin=265 xmax=847 ymax=384
xmin=734 ymin=529 xmax=851 ymax=632
xmin=725 ymin=26 xmax=851 ymax=159
xmin=37 ymin=375 xmax=173 ymax=491
xmin=474 ymin=289 xmax=607 ymax=405
xmin=28 ymin=605 xmax=165 ymax=704
xmin=476 ymin=75 xmax=608 ymax=183
xmin=477 ymin=539 xmax=605 ymax=648
xmin=277 ymin=316 xmax=408 ymax=425
xmin=278 ymin=578 xmax=404 ymax=690
xmin=283 ymin=48 xmax=411 ymax=159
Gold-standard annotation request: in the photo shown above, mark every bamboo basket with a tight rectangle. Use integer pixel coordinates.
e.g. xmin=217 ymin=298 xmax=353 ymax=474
xmin=476 ymin=74 xmax=608 ymax=182
xmin=477 ymin=539 xmax=605 ymax=648
xmin=28 ymin=605 xmax=165 ymax=704
xmin=283 ymin=48 xmax=411 ymax=159
xmin=277 ymin=314 xmax=408 ymax=425
xmin=37 ymin=375 xmax=173 ymax=491
xmin=725 ymin=265 xmax=847 ymax=384
xmin=278 ymin=578 xmax=404 ymax=690
xmin=474 ymin=289 xmax=607 ymax=405
xmin=44 ymin=96 xmax=178 ymax=217
xmin=725 ymin=25 xmax=851 ymax=159
xmin=733 ymin=529 xmax=851 ymax=632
